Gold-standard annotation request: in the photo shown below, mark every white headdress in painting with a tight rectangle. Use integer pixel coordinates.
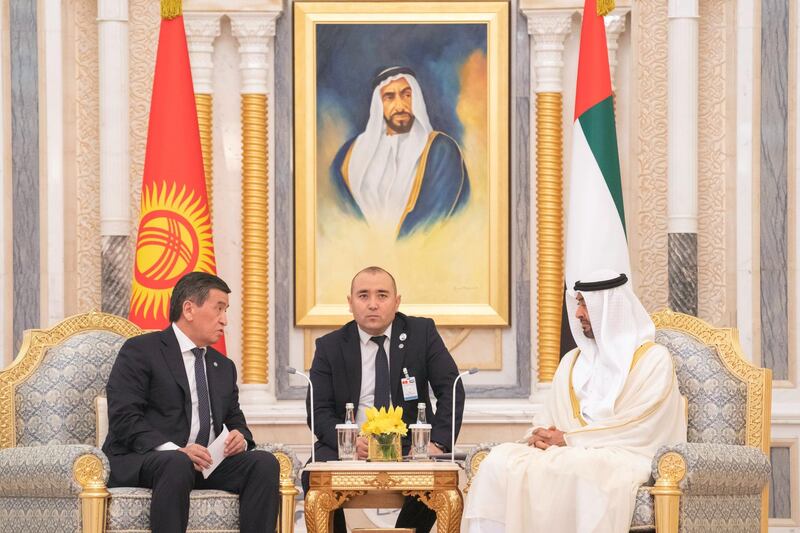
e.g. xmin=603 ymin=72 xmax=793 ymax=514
xmin=346 ymin=67 xmax=434 ymax=233
xmin=565 ymin=269 xmax=655 ymax=423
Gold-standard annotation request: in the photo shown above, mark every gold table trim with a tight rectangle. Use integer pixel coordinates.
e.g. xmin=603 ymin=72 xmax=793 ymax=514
xmin=305 ymin=465 xmax=463 ymax=533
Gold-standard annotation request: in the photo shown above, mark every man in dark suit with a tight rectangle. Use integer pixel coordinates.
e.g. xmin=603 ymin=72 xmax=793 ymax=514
xmin=103 ymin=272 xmax=280 ymax=533
xmin=303 ymin=266 xmax=465 ymax=533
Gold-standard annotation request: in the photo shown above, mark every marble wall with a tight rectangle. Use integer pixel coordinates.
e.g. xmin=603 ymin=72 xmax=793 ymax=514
xmin=9 ymin=0 xmax=40 ymax=353
xmin=760 ymin=0 xmax=789 ymax=381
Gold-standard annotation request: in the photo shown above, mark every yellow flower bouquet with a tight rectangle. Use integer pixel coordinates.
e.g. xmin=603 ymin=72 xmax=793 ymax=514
xmin=360 ymin=406 xmax=407 ymax=461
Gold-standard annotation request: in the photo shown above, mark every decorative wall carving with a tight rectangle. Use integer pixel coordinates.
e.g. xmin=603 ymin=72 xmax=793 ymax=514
xmin=697 ymin=0 xmax=730 ymax=326
xmin=73 ymin=0 xmax=101 ymax=312
xmin=127 ymin=0 xmax=159 ymax=283
xmin=633 ymin=0 xmax=669 ymax=311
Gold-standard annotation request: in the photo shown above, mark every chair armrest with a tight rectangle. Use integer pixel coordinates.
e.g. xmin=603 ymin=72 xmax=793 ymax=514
xmin=652 ymin=442 xmax=770 ymax=496
xmin=465 ymin=442 xmax=500 ymax=482
xmin=0 ymin=444 xmax=109 ymax=498
xmin=256 ymin=442 xmax=303 ymax=485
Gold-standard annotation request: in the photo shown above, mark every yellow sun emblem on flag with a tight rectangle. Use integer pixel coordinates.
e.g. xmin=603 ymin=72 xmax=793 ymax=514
xmin=130 ymin=181 xmax=216 ymax=321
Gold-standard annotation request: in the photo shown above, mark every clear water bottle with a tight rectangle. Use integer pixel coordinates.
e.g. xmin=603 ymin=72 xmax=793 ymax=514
xmin=410 ymin=402 xmax=432 ymax=460
xmin=416 ymin=402 xmax=427 ymax=424
xmin=336 ymin=402 xmax=358 ymax=460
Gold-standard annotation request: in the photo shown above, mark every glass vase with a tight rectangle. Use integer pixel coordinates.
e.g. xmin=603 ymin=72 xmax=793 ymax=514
xmin=367 ymin=432 xmax=402 ymax=461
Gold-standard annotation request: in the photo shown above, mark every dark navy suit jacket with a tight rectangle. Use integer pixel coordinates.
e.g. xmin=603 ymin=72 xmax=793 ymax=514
xmin=102 ymin=327 xmax=253 ymax=487
xmin=306 ymin=312 xmax=465 ymax=453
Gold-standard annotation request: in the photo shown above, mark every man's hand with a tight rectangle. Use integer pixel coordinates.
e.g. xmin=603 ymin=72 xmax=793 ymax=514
xmin=179 ymin=443 xmax=212 ymax=471
xmin=527 ymin=426 xmax=566 ymax=450
xmin=356 ymin=436 xmax=369 ymax=460
xmin=224 ymin=429 xmax=247 ymax=457
xmin=427 ymin=442 xmax=445 ymax=456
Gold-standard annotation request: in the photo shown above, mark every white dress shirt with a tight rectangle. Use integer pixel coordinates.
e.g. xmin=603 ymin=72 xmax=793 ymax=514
xmin=155 ymin=323 xmax=217 ymax=450
xmin=355 ymin=324 xmax=392 ymax=427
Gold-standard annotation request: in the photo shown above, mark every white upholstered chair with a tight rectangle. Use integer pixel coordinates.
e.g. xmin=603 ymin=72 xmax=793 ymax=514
xmin=465 ymin=310 xmax=772 ymax=533
xmin=0 ymin=311 xmax=300 ymax=533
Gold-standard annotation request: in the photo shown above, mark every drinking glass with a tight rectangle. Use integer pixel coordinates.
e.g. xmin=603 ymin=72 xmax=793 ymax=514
xmin=409 ymin=423 xmax=432 ymax=460
xmin=336 ymin=424 xmax=359 ymax=460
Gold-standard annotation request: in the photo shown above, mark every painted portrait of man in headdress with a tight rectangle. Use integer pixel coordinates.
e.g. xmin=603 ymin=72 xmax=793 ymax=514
xmin=303 ymin=18 xmax=507 ymax=318
xmin=330 ymin=66 xmax=471 ymax=240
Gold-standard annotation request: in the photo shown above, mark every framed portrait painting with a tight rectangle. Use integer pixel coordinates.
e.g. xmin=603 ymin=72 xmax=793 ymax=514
xmin=294 ymin=1 xmax=509 ymax=326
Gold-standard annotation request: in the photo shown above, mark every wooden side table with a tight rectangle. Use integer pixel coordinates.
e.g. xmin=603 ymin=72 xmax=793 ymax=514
xmin=303 ymin=462 xmax=463 ymax=533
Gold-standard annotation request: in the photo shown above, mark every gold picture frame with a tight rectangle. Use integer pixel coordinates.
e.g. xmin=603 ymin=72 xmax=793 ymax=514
xmin=294 ymin=1 xmax=510 ymax=326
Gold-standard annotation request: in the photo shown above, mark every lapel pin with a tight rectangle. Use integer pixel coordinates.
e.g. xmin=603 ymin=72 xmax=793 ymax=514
xmin=213 ymin=361 xmax=218 ymax=367
xmin=399 ymin=343 xmax=404 ymax=349
xmin=399 ymin=333 xmax=407 ymax=341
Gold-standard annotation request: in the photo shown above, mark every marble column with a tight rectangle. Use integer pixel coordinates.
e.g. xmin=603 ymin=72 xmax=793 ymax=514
xmin=604 ymin=10 xmax=629 ymax=94
xmin=44 ymin=0 xmax=65 ymax=327
xmin=525 ymin=10 xmax=573 ymax=382
xmin=185 ymin=13 xmax=221 ymax=220
xmin=230 ymin=11 xmax=280 ymax=406
xmin=98 ymin=0 xmax=131 ymax=316
xmin=667 ymin=0 xmax=699 ymax=315
xmin=11 ymin=0 xmax=40 ymax=351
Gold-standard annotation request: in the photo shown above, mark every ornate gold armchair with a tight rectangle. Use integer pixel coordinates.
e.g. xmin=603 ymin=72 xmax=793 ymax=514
xmin=466 ymin=310 xmax=772 ymax=533
xmin=0 ymin=312 xmax=300 ymax=533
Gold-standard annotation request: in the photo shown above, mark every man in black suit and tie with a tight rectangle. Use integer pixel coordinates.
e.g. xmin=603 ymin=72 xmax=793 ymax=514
xmin=303 ymin=266 xmax=465 ymax=533
xmin=103 ymin=272 xmax=280 ymax=533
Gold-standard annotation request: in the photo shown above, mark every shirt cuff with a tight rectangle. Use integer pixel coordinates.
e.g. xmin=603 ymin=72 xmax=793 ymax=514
xmin=155 ymin=441 xmax=180 ymax=451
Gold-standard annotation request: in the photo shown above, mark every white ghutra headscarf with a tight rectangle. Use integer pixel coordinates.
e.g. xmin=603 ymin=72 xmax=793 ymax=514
xmin=565 ymin=269 xmax=655 ymax=423
xmin=346 ymin=68 xmax=434 ymax=233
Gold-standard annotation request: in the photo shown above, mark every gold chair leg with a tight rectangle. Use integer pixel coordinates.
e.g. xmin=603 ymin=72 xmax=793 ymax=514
xmin=74 ymin=455 xmax=110 ymax=533
xmin=273 ymin=451 xmax=298 ymax=533
xmin=280 ymin=477 xmax=299 ymax=533
xmin=651 ymin=452 xmax=686 ymax=533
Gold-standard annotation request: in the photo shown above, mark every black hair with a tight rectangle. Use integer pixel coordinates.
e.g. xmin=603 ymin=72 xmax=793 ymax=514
xmin=168 ymin=272 xmax=231 ymax=323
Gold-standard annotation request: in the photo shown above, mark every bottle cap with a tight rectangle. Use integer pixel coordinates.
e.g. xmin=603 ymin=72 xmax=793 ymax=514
xmin=417 ymin=402 xmax=425 ymax=408
xmin=345 ymin=402 xmax=354 ymax=408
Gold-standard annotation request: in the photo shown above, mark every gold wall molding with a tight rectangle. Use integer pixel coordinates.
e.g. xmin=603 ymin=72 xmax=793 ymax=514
xmin=631 ymin=0 xmax=669 ymax=312
xmin=535 ymin=92 xmax=564 ymax=382
xmin=697 ymin=0 xmax=734 ymax=326
xmin=195 ymin=93 xmax=214 ymax=218
xmin=240 ymin=93 xmax=269 ymax=384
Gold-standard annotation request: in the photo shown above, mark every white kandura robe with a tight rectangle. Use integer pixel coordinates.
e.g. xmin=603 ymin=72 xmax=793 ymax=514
xmin=464 ymin=343 xmax=687 ymax=533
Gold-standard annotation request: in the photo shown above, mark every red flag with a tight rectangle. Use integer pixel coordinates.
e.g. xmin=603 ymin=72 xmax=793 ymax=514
xmin=129 ymin=2 xmax=225 ymax=353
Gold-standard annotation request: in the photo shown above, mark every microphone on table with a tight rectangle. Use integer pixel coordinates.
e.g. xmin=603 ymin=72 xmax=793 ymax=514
xmin=451 ymin=368 xmax=479 ymax=463
xmin=287 ymin=367 xmax=315 ymax=464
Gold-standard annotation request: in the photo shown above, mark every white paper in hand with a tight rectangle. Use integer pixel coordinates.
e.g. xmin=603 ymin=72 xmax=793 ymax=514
xmin=202 ymin=424 xmax=229 ymax=479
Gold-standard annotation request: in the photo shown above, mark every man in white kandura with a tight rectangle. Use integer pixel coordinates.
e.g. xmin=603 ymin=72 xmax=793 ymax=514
xmin=464 ymin=270 xmax=687 ymax=533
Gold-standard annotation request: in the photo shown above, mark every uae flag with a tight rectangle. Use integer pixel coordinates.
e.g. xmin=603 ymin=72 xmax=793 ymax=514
xmin=129 ymin=0 xmax=225 ymax=353
xmin=565 ymin=0 xmax=631 ymax=289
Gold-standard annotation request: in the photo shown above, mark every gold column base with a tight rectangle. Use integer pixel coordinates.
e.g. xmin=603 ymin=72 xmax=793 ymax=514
xmin=74 ymin=455 xmax=109 ymax=533
xmin=240 ymin=93 xmax=269 ymax=385
xmin=651 ymin=452 xmax=686 ymax=533
xmin=535 ymin=91 xmax=565 ymax=382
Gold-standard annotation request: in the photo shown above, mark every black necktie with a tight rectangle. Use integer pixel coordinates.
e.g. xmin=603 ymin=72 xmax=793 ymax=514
xmin=371 ymin=335 xmax=390 ymax=410
xmin=191 ymin=347 xmax=212 ymax=447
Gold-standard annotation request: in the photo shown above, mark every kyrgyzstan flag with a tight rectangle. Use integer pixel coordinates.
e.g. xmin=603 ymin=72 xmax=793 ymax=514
xmin=129 ymin=0 xmax=225 ymax=353
xmin=565 ymin=0 xmax=631 ymax=289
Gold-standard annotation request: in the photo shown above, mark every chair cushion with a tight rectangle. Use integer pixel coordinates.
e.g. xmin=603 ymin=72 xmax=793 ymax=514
xmin=15 ymin=331 xmax=124 ymax=446
xmin=630 ymin=486 xmax=655 ymax=531
xmin=106 ymin=487 xmax=239 ymax=532
xmin=95 ymin=396 xmax=108 ymax=448
xmin=655 ymin=329 xmax=748 ymax=445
